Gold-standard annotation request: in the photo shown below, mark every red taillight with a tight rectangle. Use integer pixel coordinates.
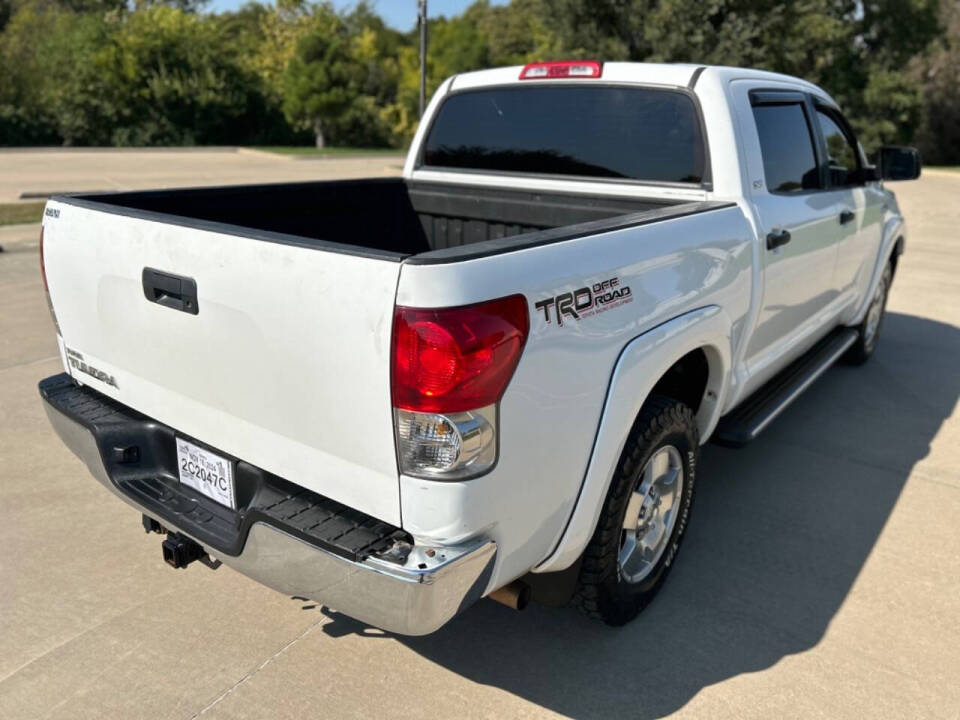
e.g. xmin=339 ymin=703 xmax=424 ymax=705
xmin=39 ymin=226 xmax=48 ymax=291
xmin=519 ymin=60 xmax=603 ymax=80
xmin=392 ymin=295 xmax=529 ymax=413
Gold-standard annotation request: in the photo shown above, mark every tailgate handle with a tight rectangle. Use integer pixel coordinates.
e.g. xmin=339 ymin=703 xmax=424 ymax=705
xmin=142 ymin=268 xmax=199 ymax=315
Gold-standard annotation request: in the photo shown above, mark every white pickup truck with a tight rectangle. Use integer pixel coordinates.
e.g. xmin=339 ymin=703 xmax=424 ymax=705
xmin=39 ymin=62 xmax=920 ymax=634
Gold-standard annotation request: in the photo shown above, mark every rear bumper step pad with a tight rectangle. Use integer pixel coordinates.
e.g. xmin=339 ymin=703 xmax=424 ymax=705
xmin=39 ymin=373 xmax=411 ymax=562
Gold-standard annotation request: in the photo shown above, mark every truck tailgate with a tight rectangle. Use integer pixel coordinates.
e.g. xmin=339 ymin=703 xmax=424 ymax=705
xmin=42 ymin=200 xmax=403 ymax=525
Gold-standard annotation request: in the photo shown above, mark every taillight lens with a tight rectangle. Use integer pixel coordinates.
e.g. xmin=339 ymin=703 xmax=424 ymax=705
xmin=391 ymin=295 xmax=529 ymax=479
xmin=395 ymin=405 xmax=497 ymax=478
xmin=392 ymin=295 xmax=529 ymax=413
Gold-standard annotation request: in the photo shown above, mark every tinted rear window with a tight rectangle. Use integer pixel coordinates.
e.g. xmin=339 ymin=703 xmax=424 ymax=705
xmin=752 ymin=103 xmax=820 ymax=193
xmin=421 ymin=86 xmax=706 ymax=184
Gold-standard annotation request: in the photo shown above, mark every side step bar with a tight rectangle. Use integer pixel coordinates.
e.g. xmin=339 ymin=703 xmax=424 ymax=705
xmin=713 ymin=328 xmax=858 ymax=447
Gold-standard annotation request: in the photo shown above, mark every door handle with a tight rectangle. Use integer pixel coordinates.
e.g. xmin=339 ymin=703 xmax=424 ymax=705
xmin=839 ymin=209 xmax=856 ymax=225
xmin=766 ymin=228 xmax=791 ymax=251
xmin=142 ymin=268 xmax=199 ymax=315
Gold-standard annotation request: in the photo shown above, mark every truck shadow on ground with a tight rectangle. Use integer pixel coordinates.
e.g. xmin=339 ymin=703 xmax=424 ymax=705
xmin=322 ymin=311 xmax=959 ymax=719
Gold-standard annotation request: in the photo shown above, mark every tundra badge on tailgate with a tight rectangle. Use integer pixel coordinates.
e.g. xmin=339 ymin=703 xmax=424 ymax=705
xmin=65 ymin=347 xmax=118 ymax=388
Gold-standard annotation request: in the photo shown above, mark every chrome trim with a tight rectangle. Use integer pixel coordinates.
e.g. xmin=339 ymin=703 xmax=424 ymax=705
xmin=618 ymin=445 xmax=684 ymax=584
xmin=42 ymin=400 xmax=497 ymax=636
xmin=222 ymin=526 xmax=495 ymax=635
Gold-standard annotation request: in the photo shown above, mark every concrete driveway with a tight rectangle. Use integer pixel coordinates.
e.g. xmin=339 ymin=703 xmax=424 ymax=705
xmin=0 ymin=148 xmax=403 ymax=203
xmin=0 ymin=169 xmax=958 ymax=719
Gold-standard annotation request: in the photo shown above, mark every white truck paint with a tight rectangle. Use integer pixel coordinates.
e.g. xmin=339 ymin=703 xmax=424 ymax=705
xmin=44 ymin=202 xmax=405 ymax=525
xmin=40 ymin=62 xmax=917 ymax=633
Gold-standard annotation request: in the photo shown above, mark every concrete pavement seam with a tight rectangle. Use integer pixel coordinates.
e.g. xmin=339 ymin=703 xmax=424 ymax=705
xmin=188 ymin=613 xmax=334 ymax=719
xmin=0 ymin=582 xmax=192 ymax=687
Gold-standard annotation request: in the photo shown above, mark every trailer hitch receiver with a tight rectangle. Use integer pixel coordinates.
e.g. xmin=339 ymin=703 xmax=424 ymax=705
xmin=162 ymin=531 xmax=219 ymax=569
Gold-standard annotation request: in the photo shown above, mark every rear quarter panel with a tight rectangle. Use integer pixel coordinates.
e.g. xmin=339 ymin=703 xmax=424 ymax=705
xmin=395 ymin=204 xmax=753 ymax=587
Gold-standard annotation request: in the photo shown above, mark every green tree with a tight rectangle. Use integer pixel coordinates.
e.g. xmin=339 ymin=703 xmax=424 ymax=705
xmin=0 ymin=0 xmax=13 ymax=31
xmin=282 ymin=2 xmax=406 ymax=147
xmin=0 ymin=2 xmax=108 ymax=145
xmin=0 ymin=0 xmax=293 ymax=146
xmin=536 ymin=0 xmax=942 ymax=154
xmin=340 ymin=4 xmax=408 ymax=145
xmin=477 ymin=0 xmax=563 ymax=65
xmin=912 ymin=0 xmax=960 ymax=164
xmin=281 ymin=4 xmax=356 ymax=147
xmin=0 ymin=0 xmax=952 ymax=155
xmin=94 ymin=5 xmax=282 ymax=145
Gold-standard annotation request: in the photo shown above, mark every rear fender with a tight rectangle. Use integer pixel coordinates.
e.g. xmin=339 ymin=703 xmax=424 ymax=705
xmin=533 ymin=305 xmax=732 ymax=573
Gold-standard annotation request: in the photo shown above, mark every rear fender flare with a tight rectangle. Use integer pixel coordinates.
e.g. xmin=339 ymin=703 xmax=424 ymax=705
xmin=533 ymin=305 xmax=733 ymax=574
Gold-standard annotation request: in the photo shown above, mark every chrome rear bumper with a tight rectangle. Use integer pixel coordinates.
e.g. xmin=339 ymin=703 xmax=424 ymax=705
xmin=41 ymin=375 xmax=495 ymax=636
xmin=222 ymin=524 xmax=495 ymax=635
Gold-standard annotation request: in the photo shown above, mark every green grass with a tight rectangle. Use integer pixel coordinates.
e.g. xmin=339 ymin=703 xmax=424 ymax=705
xmin=0 ymin=202 xmax=45 ymax=226
xmin=252 ymin=146 xmax=404 ymax=157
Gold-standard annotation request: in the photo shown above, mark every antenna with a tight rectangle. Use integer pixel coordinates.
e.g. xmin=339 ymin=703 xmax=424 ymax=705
xmin=418 ymin=0 xmax=428 ymax=117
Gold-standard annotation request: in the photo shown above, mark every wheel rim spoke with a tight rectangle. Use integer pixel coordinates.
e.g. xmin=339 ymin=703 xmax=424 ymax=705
xmin=618 ymin=445 xmax=685 ymax=584
xmin=622 ymin=490 xmax=645 ymax=530
xmin=650 ymin=448 xmax=670 ymax=480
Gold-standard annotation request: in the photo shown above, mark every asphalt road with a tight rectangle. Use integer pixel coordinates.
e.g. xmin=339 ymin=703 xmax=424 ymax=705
xmin=1 ymin=164 xmax=958 ymax=720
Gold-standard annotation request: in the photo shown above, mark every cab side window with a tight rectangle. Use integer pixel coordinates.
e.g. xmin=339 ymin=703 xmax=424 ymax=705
xmin=815 ymin=109 xmax=861 ymax=187
xmin=752 ymin=102 xmax=820 ymax=193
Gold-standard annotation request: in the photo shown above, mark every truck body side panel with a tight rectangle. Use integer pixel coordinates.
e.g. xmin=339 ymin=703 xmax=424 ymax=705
xmin=533 ymin=306 xmax=735 ymax=573
xmin=396 ymin=203 xmax=753 ymax=587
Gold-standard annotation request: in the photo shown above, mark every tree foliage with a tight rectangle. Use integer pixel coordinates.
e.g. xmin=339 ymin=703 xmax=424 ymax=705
xmin=281 ymin=2 xmax=406 ymax=147
xmin=535 ymin=0 xmax=943 ymax=152
xmin=911 ymin=0 xmax=960 ymax=164
xmin=0 ymin=0 xmax=956 ymax=160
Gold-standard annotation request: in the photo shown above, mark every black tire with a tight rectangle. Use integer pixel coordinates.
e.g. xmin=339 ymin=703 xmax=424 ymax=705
xmin=570 ymin=395 xmax=699 ymax=626
xmin=845 ymin=262 xmax=893 ymax=365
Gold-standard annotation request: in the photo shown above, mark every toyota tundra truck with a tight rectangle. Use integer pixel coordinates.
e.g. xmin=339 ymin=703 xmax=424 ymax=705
xmin=38 ymin=61 xmax=921 ymax=634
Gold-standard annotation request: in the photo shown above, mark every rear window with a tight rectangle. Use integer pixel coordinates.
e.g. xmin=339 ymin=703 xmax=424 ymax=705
xmin=751 ymin=103 xmax=820 ymax=193
xmin=421 ymin=86 xmax=706 ymax=184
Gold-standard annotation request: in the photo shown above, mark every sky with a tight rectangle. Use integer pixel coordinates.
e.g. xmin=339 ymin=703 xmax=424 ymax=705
xmin=206 ymin=0 xmax=510 ymax=29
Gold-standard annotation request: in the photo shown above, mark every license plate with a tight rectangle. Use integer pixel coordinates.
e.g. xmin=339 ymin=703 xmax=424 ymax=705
xmin=176 ymin=438 xmax=236 ymax=510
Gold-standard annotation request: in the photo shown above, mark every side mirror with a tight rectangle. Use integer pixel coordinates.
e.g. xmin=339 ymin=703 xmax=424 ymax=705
xmin=878 ymin=146 xmax=922 ymax=181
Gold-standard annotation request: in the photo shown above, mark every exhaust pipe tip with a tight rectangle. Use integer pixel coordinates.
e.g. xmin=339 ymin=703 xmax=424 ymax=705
xmin=488 ymin=580 xmax=531 ymax=611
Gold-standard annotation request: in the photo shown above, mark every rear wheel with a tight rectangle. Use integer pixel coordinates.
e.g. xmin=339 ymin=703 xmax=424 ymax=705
xmin=846 ymin=262 xmax=892 ymax=365
xmin=571 ymin=395 xmax=698 ymax=626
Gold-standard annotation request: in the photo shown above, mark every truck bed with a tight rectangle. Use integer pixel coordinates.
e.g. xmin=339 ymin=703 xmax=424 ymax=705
xmin=43 ymin=176 xmax=735 ymax=526
xmin=59 ymin=178 xmax=703 ymax=262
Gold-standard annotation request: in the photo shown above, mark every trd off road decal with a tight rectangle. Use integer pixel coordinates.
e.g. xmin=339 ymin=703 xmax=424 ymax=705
xmin=534 ymin=276 xmax=633 ymax=326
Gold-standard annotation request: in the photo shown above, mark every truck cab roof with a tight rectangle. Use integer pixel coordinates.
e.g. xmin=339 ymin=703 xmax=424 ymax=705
xmin=446 ymin=61 xmax=836 ymax=105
